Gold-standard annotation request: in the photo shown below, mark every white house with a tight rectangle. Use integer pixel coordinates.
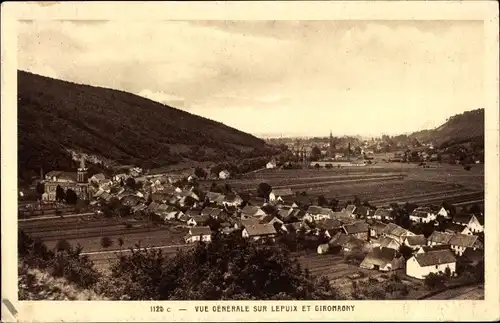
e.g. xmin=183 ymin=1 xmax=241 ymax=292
xmin=185 ymin=226 xmax=212 ymax=244
xmin=409 ymin=207 xmax=437 ymax=223
xmin=437 ymin=207 xmax=450 ymax=219
xmin=452 ymin=214 xmax=484 ymax=234
xmin=219 ymin=170 xmax=231 ymax=180
xmin=406 ymin=249 xmax=456 ymax=279
xmin=266 ymin=160 xmax=277 ymax=169
xmin=449 ymin=234 xmax=483 ymax=256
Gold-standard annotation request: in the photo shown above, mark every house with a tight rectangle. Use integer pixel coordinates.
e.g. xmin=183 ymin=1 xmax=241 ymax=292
xmin=121 ymin=195 xmax=142 ymax=207
xmin=353 ymin=205 xmax=374 ymax=219
xmin=223 ymin=193 xmax=243 ymax=207
xmin=409 ymin=207 xmax=437 ymax=223
xmin=240 ymin=205 xmax=266 ymax=218
xmin=449 ymin=234 xmax=483 ymax=256
xmin=269 ymin=188 xmax=294 ymax=202
xmin=342 ymin=221 xmax=370 ymax=241
xmin=406 ymin=249 xmax=457 ymax=279
xmin=316 ymin=218 xmax=343 ymax=238
xmin=444 ymin=222 xmax=473 ymax=235
xmin=381 ymin=223 xmax=415 ymax=244
xmin=281 ymin=222 xmax=304 ymax=234
xmin=177 ymin=212 xmax=190 ymax=223
xmin=185 ymin=226 xmax=212 ymax=244
xmin=360 ymin=247 xmax=405 ymax=272
xmin=131 ymin=203 xmax=147 ymax=217
xmin=284 ymin=209 xmax=305 ymax=223
xmin=278 ymin=206 xmax=294 ymax=219
xmin=325 ymin=232 xmax=369 ymax=253
xmin=242 ymin=224 xmax=277 ymax=241
xmin=260 ymin=215 xmax=283 ymax=226
xmin=113 ymin=173 xmax=130 ymax=182
xmin=372 ymin=236 xmax=401 ymax=251
xmin=306 ymin=206 xmax=334 ymax=221
xmin=452 ymin=214 xmax=484 ymax=233
xmin=427 ymin=231 xmax=454 ymax=246
xmin=417 ymin=244 xmax=452 ymax=254
xmin=368 ymin=220 xmax=387 ymax=239
xmin=200 ymin=207 xmax=224 ymax=220
xmin=342 ymin=204 xmax=357 ymax=217
xmin=437 ymin=207 xmax=451 ymax=219
xmin=403 ymin=234 xmax=428 ymax=250
xmin=236 ymin=218 xmax=262 ymax=230
xmin=187 ymin=214 xmax=211 ymax=227
xmin=185 ymin=209 xmax=201 ymax=218
xmin=206 ymin=192 xmax=225 ymax=205
xmin=219 ymin=170 xmax=231 ymax=179
xmin=247 ymin=196 xmax=266 ymax=206
xmin=373 ymin=207 xmax=395 ymax=221
xmin=89 ymin=173 xmax=106 ymax=183
xmin=266 ymin=160 xmax=277 ymax=169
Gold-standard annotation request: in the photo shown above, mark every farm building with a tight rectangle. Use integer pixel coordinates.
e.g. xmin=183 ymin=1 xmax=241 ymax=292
xmin=317 ymin=218 xmax=344 ymax=238
xmin=342 ymin=221 xmax=370 ymax=241
xmin=269 ymin=188 xmax=294 ymax=202
xmin=259 ymin=215 xmax=283 ymax=226
xmin=417 ymin=244 xmax=452 ymax=254
xmin=324 ymin=232 xmax=370 ymax=253
xmin=235 ymin=218 xmax=261 ymax=230
xmin=449 ymin=234 xmax=483 ymax=256
xmin=406 ymin=249 xmax=457 ymax=279
xmin=403 ymin=234 xmax=428 ymax=250
xmin=452 ymin=214 xmax=484 ymax=233
xmin=360 ymin=247 xmax=405 ymax=272
xmin=247 ymin=197 xmax=267 ymax=206
xmin=185 ymin=226 xmax=212 ymax=244
xmin=342 ymin=204 xmax=357 ymax=217
xmin=242 ymin=224 xmax=277 ymax=241
xmin=281 ymin=222 xmax=310 ymax=234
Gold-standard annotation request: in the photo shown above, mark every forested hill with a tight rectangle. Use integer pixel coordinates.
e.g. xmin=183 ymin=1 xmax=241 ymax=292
xmin=18 ymin=70 xmax=272 ymax=176
xmin=409 ymin=109 xmax=484 ymax=148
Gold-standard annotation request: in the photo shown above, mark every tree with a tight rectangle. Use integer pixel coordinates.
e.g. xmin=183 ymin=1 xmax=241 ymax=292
xmin=118 ymin=237 xmax=124 ymax=247
xmin=104 ymin=234 xmax=343 ymax=300
xmin=399 ymin=245 xmax=413 ymax=260
xmin=257 ymin=182 xmax=272 ymax=200
xmin=310 ymin=146 xmax=321 ymax=161
xmin=65 ymin=189 xmax=78 ymax=204
xmin=55 ymin=239 xmax=72 ymax=252
xmin=325 ymin=163 xmax=333 ymax=169
xmin=101 ymin=237 xmax=113 ymax=249
xmin=126 ymin=177 xmax=137 ymax=190
xmin=353 ymin=196 xmax=361 ymax=206
xmin=317 ymin=195 xmax=327 ymax=207
xmin=314 ymin=163 xmax=320 ymax=169
xmin=36 ymin=182 xmax=45 ymax=197
xmin=424 ymin=272 xmax=446 ymax=289
xmin=194 ymin=167 xmax=207 ymax=179
xmin=55 ymin=185 xmax=66 ymax=202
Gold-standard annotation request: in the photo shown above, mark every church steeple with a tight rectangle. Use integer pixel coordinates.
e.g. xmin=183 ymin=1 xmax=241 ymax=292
xmin=77 ymin=156 xmax=88 ymax=183
xmin=328 ymin=130 xmax=335 ymax=158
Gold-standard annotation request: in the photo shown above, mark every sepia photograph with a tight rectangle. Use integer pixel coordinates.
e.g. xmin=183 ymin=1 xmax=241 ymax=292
xmin=2 ymin=1 xmax=499 ymax=322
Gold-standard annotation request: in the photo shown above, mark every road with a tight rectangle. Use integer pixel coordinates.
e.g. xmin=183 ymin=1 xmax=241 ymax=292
xmin=81 ymin=243 xmax=188 ymax=256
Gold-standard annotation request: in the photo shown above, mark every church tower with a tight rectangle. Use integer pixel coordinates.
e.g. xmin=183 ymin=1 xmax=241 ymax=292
xmin=329 ymin=130 xmax=335 ymax=158
xmin=77 ymin=156 xmax=88 ymax=183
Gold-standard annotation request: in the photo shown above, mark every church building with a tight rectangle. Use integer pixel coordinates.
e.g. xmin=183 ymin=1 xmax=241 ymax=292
xmin=42 ymin=157 xmax=90 ymax=201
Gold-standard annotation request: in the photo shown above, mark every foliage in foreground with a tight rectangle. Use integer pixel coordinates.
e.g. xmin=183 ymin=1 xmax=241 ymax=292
xmin=18 ymin=231 xmax=101 ymax=289
xmin=18 ymin=261 xmax=106 ymax=300
xmin=96 ymin=232 xmax=342 ymax=300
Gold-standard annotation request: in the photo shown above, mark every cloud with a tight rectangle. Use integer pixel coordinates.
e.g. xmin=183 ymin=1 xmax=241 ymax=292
xmin=17 ymin=20 xmax=483 ymax=136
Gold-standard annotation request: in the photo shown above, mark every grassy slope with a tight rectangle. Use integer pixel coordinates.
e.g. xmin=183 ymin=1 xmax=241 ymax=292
xmin=18 ymin=70 xmax=269 ymax=174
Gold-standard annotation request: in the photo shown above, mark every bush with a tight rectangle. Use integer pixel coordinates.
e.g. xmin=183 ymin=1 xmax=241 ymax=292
xmin=463 ymin=165 xmax=471 ymax=171
xmin=424 ymin=272 xmax=446 ymax=289
xmin=101 ymin=237 xmax=113 ymax=248
xmin=55 ymin=239 xmax=72 ymax=252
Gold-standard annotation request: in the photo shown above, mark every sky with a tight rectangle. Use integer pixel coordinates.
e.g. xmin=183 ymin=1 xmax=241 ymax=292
xmin=17 ymin=20 xmax=484 ymax=138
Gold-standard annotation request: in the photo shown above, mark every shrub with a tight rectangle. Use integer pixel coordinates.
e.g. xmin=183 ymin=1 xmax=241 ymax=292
xmin=424 ymin=272 xmax=446 ymax=289
xmin=464 ymin=165 xmax=471 ymax=171
xmin=101 ymin=237 xmax=113 ymax=248
xmin=55 ymin=239 xmax=72 ymax=252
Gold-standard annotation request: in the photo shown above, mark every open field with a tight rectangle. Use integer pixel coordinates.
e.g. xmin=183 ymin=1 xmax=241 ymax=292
xmin=424 ymin=284 xmax=484 ymax=300
xmin=19 ymin=215 xmax=189 ymax=255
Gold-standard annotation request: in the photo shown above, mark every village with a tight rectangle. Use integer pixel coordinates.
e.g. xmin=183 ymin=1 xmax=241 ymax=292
xmin=18 ymin=148 xmax=485 ymax=298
